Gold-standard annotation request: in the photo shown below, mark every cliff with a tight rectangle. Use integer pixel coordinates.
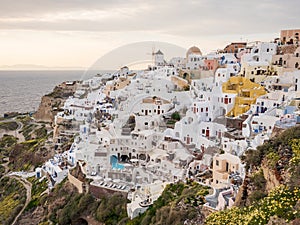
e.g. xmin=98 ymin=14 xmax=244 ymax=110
xmin=34 ymin=82 xmax=77 ymax=123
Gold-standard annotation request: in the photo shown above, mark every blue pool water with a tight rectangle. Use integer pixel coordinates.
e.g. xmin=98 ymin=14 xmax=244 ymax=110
xmin=110 ymin=155 xmax=125 ymax=170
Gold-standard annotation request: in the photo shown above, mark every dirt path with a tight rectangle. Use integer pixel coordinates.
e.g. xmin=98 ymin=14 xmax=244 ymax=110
xmin=9 ymin=175 xmax=32 ymax=225
xmin=0 ymin=118 xmax=25 ymax=142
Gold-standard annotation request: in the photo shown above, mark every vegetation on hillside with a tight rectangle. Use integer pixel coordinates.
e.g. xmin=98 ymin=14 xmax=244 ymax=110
xmin=128 ymin=181 xmax=210 ymax=225
xmin=0 ymin=177 xmax=26 ymax=225
xmin=45 ymin=85 xmax=74 ymax=99
xmin=0 ymin=134 xmax=18 ymax=158
xmin=9 ymin=138 xmax=50 ymax=171
xmin=207 ymin=126 xmax=300 ymax=224
xmin=20 ymin=178 xmax=128 ymax=225
xmin=25 ymin=177 xmax=48 ymax=211
xmin=206 ymin=185 xmax=300 ymax=225
xmin=0 ymin=165 xmax=5 ymax=178
xmin=243 ymin=126 xmax=300 ymax=171
xmin=18 ymin=178 xmax=210 ymax=225
xmin=0 ymin=121 xmax=18 ymax=131
xmin=4 ymin=120 xmax=53 ymax=171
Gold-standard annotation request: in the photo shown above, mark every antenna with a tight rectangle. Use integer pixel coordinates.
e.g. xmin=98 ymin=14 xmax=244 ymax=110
xmin=146 ymin=44 xmax=156 ymax=65
xmin=152 ymin=44 xmax=156 ymax=64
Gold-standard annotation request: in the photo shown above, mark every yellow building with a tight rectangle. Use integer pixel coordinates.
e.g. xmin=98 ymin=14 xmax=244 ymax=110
xmin=222 ymin=77 xmax=266 ymax=117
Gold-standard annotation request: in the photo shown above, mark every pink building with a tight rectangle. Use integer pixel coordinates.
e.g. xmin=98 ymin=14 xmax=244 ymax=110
xmin=204 ymin=59 xmax=219 ymax=72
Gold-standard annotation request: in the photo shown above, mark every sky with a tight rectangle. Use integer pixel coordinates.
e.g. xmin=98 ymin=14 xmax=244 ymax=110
xmin=0 ymin=0 xmax=299 ymax=69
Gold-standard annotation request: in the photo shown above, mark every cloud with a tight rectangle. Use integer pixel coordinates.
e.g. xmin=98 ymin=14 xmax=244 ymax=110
xmin=0 ymin=0 xmax=299 ymax=37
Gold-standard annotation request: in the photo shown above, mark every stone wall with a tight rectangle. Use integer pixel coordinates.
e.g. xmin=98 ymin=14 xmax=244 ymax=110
xmin=68 ymin=172 xmax=84 ymax=193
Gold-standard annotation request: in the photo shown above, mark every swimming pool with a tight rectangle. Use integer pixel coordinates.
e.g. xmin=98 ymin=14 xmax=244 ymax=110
xmin=110 ymin=155 xmax=125 ymax=170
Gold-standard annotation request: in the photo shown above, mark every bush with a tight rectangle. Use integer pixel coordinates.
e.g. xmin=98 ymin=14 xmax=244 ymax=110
xmin=266 ymin=152 xmax=280 ymax=169
xmin=206 ymin=185 xmax=300 ymax=225
xmin=0 ymin=121 xmax=18 ymax=131
xmin=171 ymin=112 xmax=181 ymax=121
xmin=248 ymin=190 xmax=267 ymax=204
xmin=96 ymin=193 xmax=128 ymax=224
xmin=250 ymin=169 xmax=266 ymax=191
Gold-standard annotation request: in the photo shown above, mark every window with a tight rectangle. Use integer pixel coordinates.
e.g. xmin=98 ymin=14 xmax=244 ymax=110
xmin=216 ymin=160 xmax=219 ymax=166
xmin=202 ymin=129 xmax=205 ymax=134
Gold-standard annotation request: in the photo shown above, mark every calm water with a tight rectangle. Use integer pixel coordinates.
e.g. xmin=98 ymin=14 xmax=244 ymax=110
xmin=0 ymin=70 xmax=94 ymax=115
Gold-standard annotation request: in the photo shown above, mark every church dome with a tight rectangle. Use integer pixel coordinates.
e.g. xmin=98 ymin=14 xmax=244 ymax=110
xmin=186 ymin=46 xmax=202 ymax=58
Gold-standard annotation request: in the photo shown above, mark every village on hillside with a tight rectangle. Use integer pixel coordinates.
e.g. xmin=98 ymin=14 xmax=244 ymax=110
xmin=32 ymin=29 xmax=300 ymax=219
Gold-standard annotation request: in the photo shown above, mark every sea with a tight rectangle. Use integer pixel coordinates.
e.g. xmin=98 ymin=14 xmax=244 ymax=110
xmin=0 ymin=70 xmax=100 ymax=116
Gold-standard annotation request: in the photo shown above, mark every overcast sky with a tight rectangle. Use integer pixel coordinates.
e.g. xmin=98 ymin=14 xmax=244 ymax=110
xmin=0 ymin=0 xmax=299 ymax=69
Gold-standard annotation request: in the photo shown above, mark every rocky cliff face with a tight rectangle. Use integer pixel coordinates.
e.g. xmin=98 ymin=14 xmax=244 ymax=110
xmin=34 ymin=82 xmax=77 ymax=123
xmin=262 ymin=160 xmax=282 ymax=192
xmin=34 ymin=95 xmax=57 ymax=122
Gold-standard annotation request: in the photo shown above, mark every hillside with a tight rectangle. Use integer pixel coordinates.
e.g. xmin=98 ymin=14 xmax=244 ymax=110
xmin=0 ymin=177 xmax=27 ymax=225
xmin=128 ymin=181 xmax=210 ymax=225
xmin=206 ymin=126 xmax=300 ymax=224
xmin=16 ymin=178 xmax=210 ymax=225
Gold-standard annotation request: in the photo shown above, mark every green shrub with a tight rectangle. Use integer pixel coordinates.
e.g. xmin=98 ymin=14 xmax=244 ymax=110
xmin=171 ymin=112 xmax=181 ymax=121
xmin=0 ymin=121 xmax=18 ymax=130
